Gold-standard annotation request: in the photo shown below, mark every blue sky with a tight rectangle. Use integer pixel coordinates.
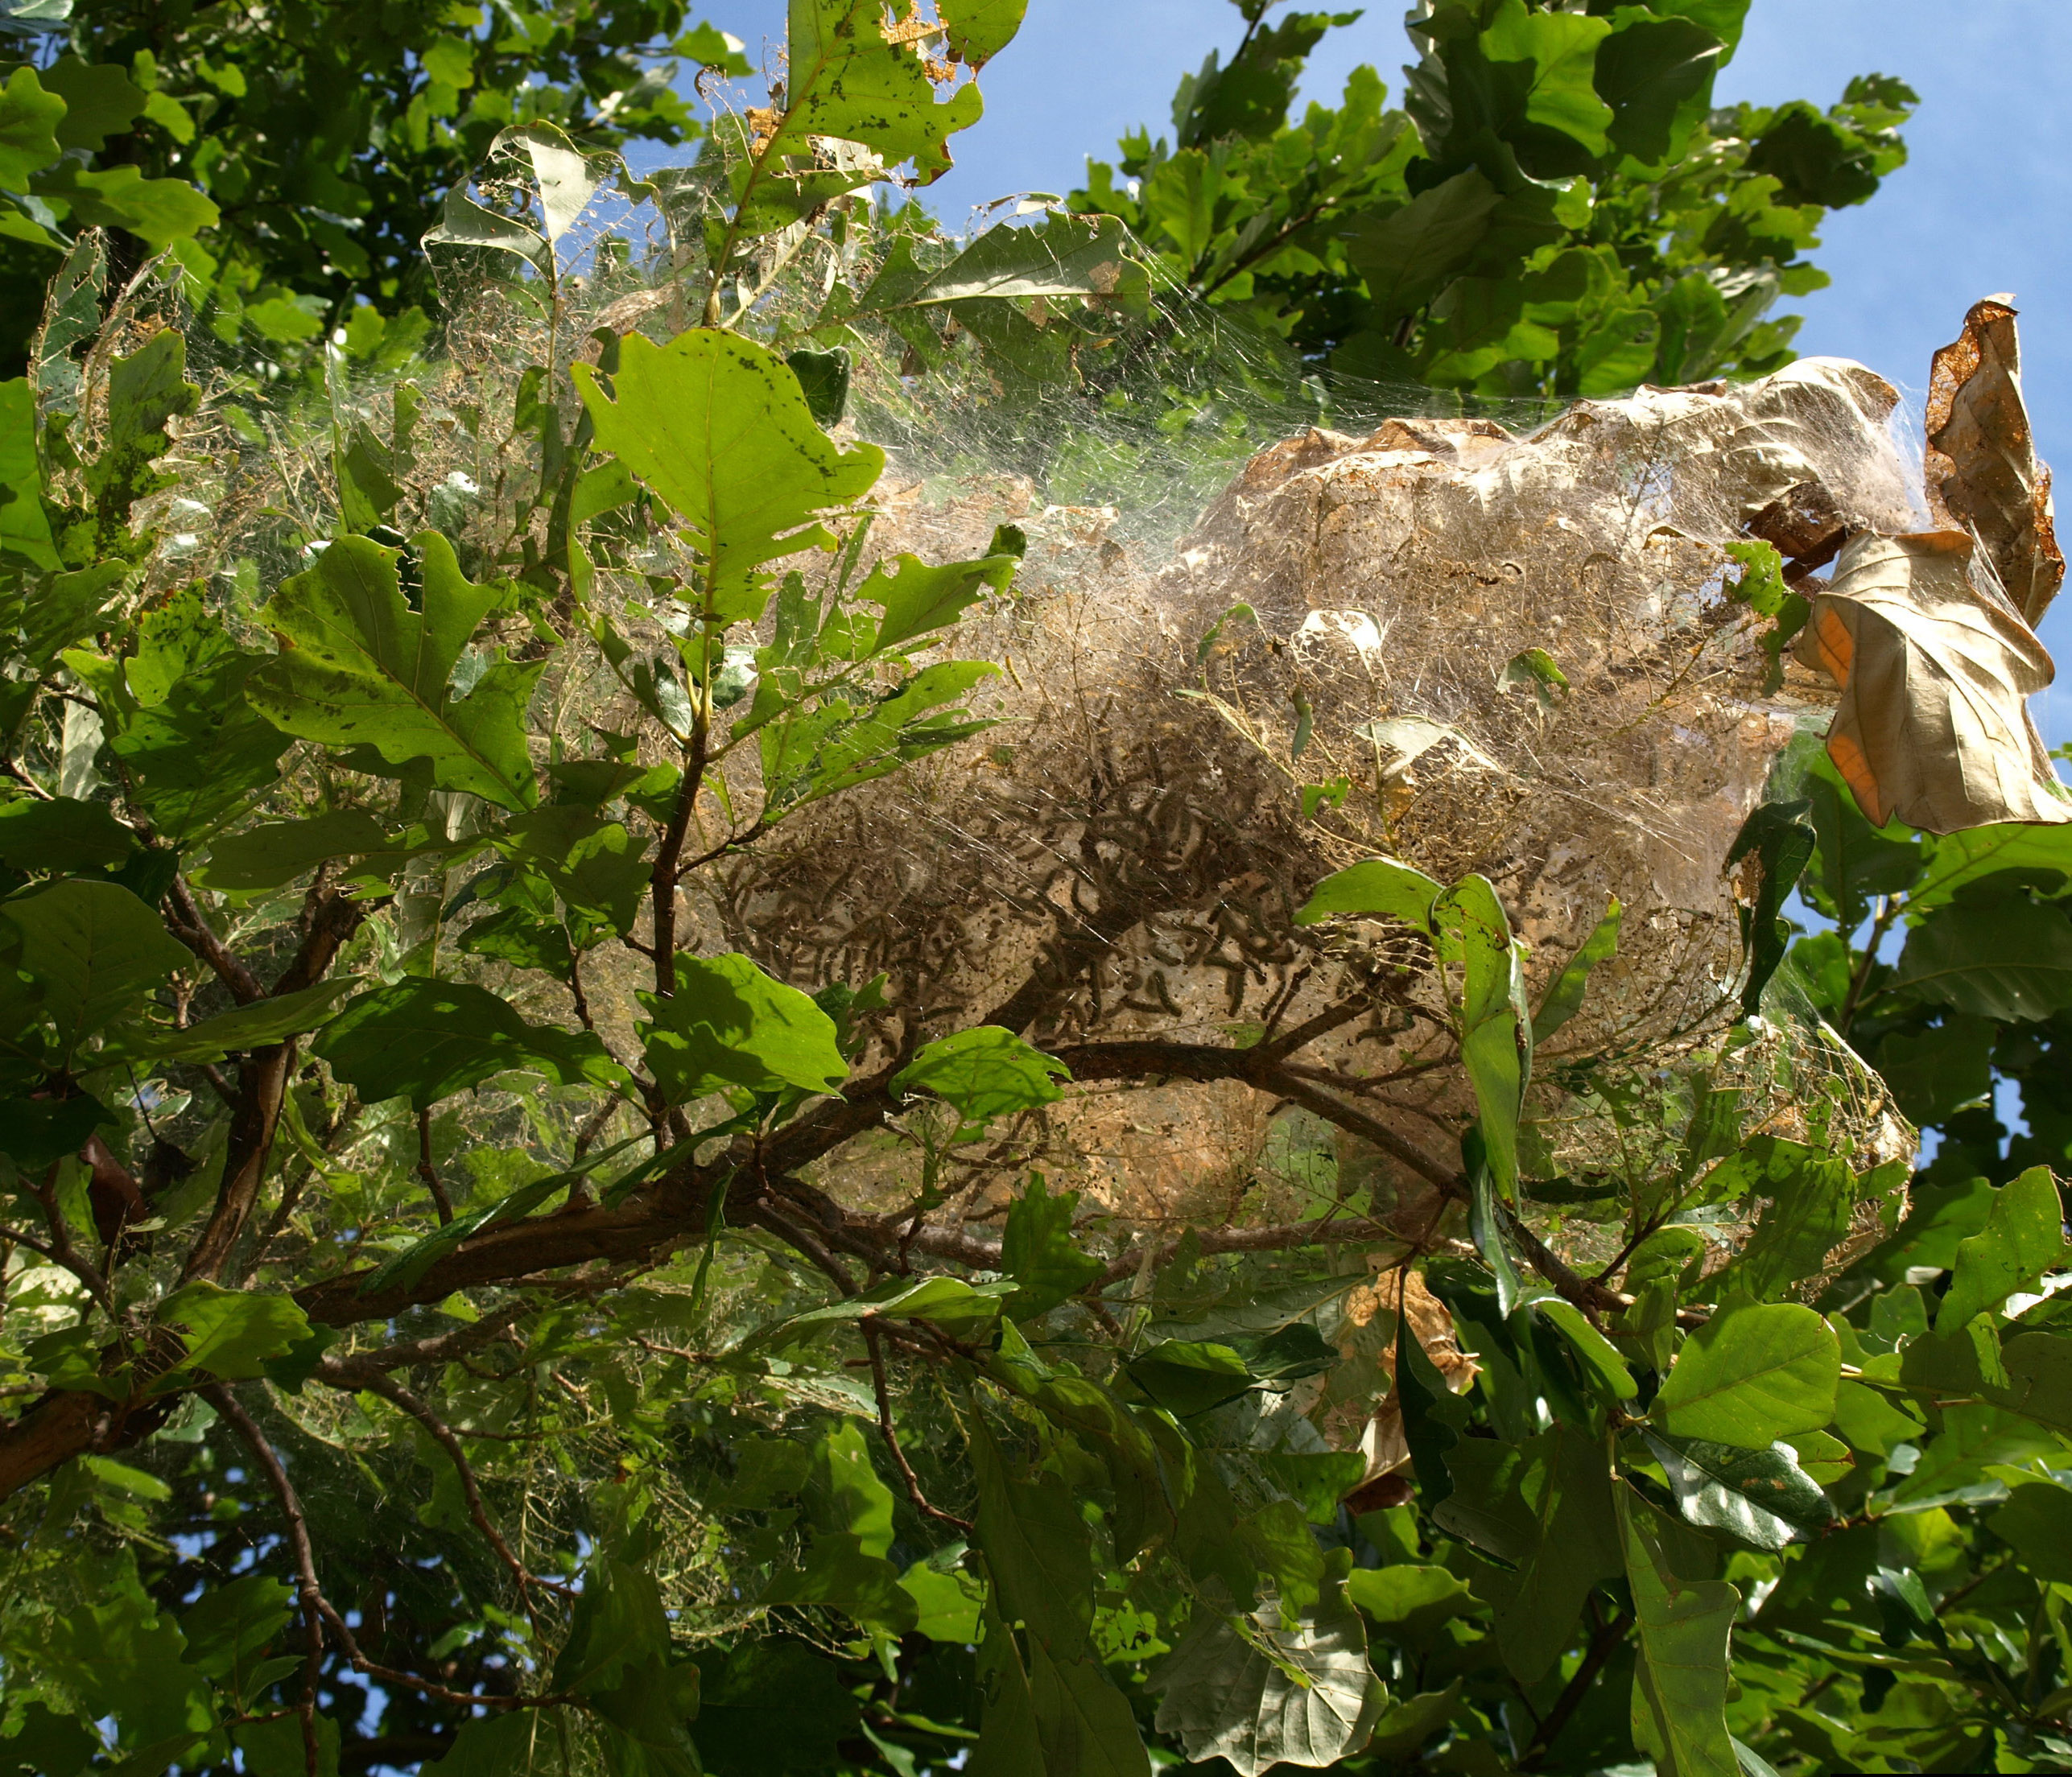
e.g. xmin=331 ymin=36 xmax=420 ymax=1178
xmin=700 ymin=0 xmax=2072 ymax=729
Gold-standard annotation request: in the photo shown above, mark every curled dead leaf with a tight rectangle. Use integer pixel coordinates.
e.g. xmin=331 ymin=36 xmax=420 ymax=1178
xmin=1342 ymin=1268 xmax=1476 ymax=1485
xmin=1926 ymin=295 xmax=2064 ymax=628
xmin=1800 ymin=529 xmax=2072 ymax=832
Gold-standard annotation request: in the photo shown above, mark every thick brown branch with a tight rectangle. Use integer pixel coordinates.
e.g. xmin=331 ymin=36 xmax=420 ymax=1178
xmin=1046 ymin=1039 xmax=1464 ymax=1195
xmin=184 ymin=888 xmax=374 ymax=1285
xmin=0 ymin=1390 xmax=109 ymax=1501
xmin=316 ymin=1301 xmax=535 ymax=1387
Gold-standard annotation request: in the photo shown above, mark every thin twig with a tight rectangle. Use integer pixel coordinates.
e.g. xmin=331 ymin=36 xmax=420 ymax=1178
xmin=208 ymin=1384 xmax=570 ymax=1714
xmin=353 ymin=1373 xmax=564 ymax=1601
xmin=861 ymin=1318 xmax=973 ymax=1532
xmin=166 ymin=876 xmax=266 ymax=1004
xmin=1838 ymin=896 xmax=1901 ymax=1031
xmin=204 ymin=1386 xmax=331 ymax=1773
xmin=417 ymin=1111 xmax=453 ymax=1225
xmin=751 ymin=1201 xmax=860 ymax=1297
xmin=1521 ymin=1607 xmax=1632 ymax=1768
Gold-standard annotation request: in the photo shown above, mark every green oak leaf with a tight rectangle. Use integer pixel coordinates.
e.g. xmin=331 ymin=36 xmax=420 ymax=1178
xmin=0 ymin=794 xmax=134 ymax=871
xmin=1434 ymin=873 xmax=1531 ymax=1199
xmin=314 ymin=977 xmax=628 ymax=1109
xmin=1295 ymin=856 xmax=1445 ymax=928
xmin=1619 ymin=1482 xmax=1740 ymax=1777
xmin=1652 ymin=1301 xmax=1840 ymax=1448
xmin=573 ymin=329 xmax=882 ymax=626
xmin=248 ymin=531 xmax=539 ymax=810
xmin=1989 ymin=1481 xmax=2072 ymax=1585
xmin=2 ymin=879 xmax=188 ymax=1064
xmin=1480 ymin=0 xmax=1615 ymax=157
xmin=638 ymin=952 xmax=848 ymax=1105
xmin=1531 ymin=896 xmax=1620 ymax=1043
xmin=155 ymin=1281 xmax=311 ymax=1386
xmin=1937 ymin=1165 xmax=2068 ymax=1334
xmin=891 ymin=1025 xmax=1070 ymax=1124
xmin=1894 ymin=892 xmax=2072 ymax=1022
xmin=0 ymin=64 xmax=64 ymax=190
xmin=1000 ymin=1173 xmax=1103 ymax=1319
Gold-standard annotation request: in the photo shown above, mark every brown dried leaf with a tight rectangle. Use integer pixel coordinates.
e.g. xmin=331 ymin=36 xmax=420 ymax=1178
xmin=1344 ymin=1268 xmax=1476 ymax=1482
xmin=1926 ymin=295 xmax=2065 ymax=628
xmin=1800 ymin=530 xmax=2072 ymax=832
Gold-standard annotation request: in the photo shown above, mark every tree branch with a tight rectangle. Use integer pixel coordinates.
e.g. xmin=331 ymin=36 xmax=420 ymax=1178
xmin=1521 ymin=1606 xmax=1632 ymax=1768
xmin=165 ymin=876 xmax=266 ymax=1005
xmin=861 ymin=1319 xmax=972 ymax=1533
xmin=350 ymin=1373 xmax=559 ymax=1599
xmin=207 ymin=1383 xmax=563 ymax=1714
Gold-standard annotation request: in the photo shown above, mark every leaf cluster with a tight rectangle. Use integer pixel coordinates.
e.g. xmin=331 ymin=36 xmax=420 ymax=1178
xmin=1073 ymin=0 xmax=1917 ymax=399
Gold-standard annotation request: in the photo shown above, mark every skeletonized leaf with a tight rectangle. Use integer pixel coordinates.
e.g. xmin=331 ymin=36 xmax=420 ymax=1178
xmin=774 ymin=0 xmax=985 ymax=180
xmin=504 ymin=122 xmax=613 ymax=244
xmin=421 ymin=186 xmax=545 ymax=266
xmin=907 ymin=212 xmax=1133 ymax=306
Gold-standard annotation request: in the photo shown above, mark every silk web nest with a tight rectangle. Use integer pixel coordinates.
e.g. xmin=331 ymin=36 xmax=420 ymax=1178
xmin=63 ymin=142 xmax=2070 ymax=1476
